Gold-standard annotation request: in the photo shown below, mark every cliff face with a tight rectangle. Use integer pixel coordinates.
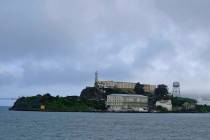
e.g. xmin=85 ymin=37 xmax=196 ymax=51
xmin=80 ymin=87 xmax=135 ymax=100
xmin=80 ymin=87 xmax=106 ymax=100
xmin=10 ymin=96 xmax=42 ymax=111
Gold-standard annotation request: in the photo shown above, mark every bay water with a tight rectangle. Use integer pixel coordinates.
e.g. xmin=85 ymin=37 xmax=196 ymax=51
xmin=0 ymin=107 xmax=210 ymax=140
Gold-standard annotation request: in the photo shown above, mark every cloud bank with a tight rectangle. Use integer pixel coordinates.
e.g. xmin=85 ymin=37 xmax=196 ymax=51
xmin=0 ymin=0 xmax=210 ymax=105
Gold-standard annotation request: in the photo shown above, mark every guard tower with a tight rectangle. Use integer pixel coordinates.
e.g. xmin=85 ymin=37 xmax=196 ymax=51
xmin=172 ymin=81 xmax=181 ymax=97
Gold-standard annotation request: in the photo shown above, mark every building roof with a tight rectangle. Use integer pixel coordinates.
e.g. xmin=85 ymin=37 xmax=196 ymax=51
xmin=108 ymin=94 xmax=147 ymax=97
xmin=98 ymin=80 xmax=136 ymax=84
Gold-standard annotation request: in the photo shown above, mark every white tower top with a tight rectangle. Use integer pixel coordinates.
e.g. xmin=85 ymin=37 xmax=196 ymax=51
xmin=95 ymin=71 xmax=98 ymax=83
xmin=172 ymin=81 xmax=181 ymax=96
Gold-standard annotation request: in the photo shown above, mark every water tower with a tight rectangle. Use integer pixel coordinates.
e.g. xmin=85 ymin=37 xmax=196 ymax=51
xmin=172 ymin=82 xmax=181 ymax=96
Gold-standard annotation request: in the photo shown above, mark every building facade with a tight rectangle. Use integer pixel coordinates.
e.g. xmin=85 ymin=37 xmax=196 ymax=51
xmin=96 ymin=80 xmax=156 ymax=93
xmin=94 ymin=71 xmax=156 ymax=93
xmin=143 ymin=84 xmax=157 ymax=93
xmin=97 ymin=81 xmax=136 ymax=89
xmin=106 ymin=94 xmax=148 ymax=112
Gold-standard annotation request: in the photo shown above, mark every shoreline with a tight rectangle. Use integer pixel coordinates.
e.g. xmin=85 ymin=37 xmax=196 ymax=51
xmin=9 ymin=109 xmax=210 ymax=113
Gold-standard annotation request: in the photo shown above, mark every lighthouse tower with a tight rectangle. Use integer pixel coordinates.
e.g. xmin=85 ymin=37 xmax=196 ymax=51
xmin=95 ymin=71 xmax=98 ymax=83
xmin=94 ymin=71 xmax=99 ymax=87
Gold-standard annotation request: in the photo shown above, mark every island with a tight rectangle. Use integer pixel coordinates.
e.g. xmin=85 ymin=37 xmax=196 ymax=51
xmin=10 ymin=86 xmax=210 ymax=113
xmin=9 ymin=72 xmax=210 ymax=113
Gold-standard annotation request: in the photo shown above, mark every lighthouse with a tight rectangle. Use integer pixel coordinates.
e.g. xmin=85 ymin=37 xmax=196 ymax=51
xmin=94 ymin=71 xmax=99 ymax=88
xmin=95 ymin=71 xmax=98 ymax=83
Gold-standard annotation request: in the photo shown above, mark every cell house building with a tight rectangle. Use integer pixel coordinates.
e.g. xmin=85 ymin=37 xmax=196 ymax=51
xmin=95 ymin=71 xmax=156 ymax=93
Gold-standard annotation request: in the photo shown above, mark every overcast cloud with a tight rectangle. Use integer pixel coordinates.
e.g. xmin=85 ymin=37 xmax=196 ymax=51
xmin=0 ymin=0 xmax=210 ymax=105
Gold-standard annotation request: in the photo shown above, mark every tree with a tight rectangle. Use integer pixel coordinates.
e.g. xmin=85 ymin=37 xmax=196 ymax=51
xmin=155 ymin=84 xmax=169 ymax=100
xmin=134 ymin=82 xmax=145 ymax=95
xmin=40 ymin=93 xmax=53 ymax=104
xmin=172 ymin=97 xmax=196 ymax=107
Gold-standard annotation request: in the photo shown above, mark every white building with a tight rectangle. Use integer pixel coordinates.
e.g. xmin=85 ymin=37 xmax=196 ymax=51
xmin=155 ymin=100 xmax=172 ymax=111
xmin=106 ymin=94 xmax=148 ymax=112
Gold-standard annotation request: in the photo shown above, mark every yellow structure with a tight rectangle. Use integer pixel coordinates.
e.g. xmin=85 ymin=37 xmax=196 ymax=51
xmin=40 ymin=105 xmax=45 ymax=111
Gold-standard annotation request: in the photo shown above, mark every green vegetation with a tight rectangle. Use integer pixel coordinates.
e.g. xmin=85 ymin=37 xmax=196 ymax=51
xmin=195 ymin=105 xmax=210 ymax=113
xmin=156 ymin=106 xmax=168 ymax=112
xmin=172 ymin=97 xmax=197 ymax=107
xmin=10 ymin=94 xmax=106 ymax=112
xmin=10 ymin=95 xmax=41 ymax=111
xmin=134 ymin=82 xmax=144 ymax=95
xmin=154 ymin=84 xmax=170 ymax=100
xmin=171 ymin=96 xmax=196 ymax=112
xmin=171 ymin=96 xmax=210 ymax=113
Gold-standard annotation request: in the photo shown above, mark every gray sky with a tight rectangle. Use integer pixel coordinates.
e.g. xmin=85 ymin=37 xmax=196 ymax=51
xmin=1 ymin=0 xmax=210 ymax=105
